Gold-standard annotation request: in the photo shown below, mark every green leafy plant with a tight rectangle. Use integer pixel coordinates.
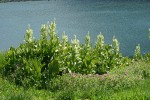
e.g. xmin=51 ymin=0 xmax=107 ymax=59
xmin=80 ymin=32 xmax=96 ymax=74
xmin=2 ymin=21 xmax=60 ymax=88
xmin=134 ymin=44 xmax=141 ymax=60
xmin=93 ymin=34 xmax=129 ymax=74
xmin=2 ymin=20 xmax=130 ymax=88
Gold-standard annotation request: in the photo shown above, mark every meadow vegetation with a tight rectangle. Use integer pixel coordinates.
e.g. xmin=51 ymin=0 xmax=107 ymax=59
xmin=0 ymin=21 xmax=150 ymax=99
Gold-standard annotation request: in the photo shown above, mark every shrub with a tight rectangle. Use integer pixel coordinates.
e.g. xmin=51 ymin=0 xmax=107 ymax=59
xmin=93 ymin=34 xmax=130 ymax=74
xmin=3 ymin=21 xmax=60 ymax=88
xmin=2 ymin=20 xmax=130 ymax=88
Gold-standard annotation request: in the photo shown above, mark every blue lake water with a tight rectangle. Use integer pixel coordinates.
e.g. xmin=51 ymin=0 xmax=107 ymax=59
xmin=0 ymin=0 xmax=150 ymax=56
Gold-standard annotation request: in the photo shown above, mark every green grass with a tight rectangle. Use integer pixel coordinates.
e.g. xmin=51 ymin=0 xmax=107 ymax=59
xmin=0 ymin=76 xmax=54 ymax=100
xmin=108 ymin=79 xmax=150 ymax=100
xmin=1 ymin=51 xmax=150 ymax=99
xmin=0 ymin=75 xmax=150 ymax=100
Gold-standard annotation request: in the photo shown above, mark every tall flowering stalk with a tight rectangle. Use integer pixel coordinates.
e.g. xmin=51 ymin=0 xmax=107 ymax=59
xmin=48 ymin=21 xmax=58 ymax=44
xmin=80 ymin=32 xmax=95 ymax=74
xmin=95 ymin=33 xmax=104 ymax=49
xmin=112 ymin=36 xmax=119 ymax=53
xmin=56 ymin=32 xmax=71 ymax=73
xmin=94 ymin=33 xmax=107 ymax=74
xmin=24 ymin=25 xmax=34 ymax=43
xmin=39 ymin=24 xmax=48 ymax=51
xmin=40 ymin=24 xmax=48 ymax=41
xmin=70 ymin=35 xmax=82 ymax=72
xmin=134 ymin=44 xmax=141 ymax=60
xmin=85 ymin=32 xmax=91 ymax=48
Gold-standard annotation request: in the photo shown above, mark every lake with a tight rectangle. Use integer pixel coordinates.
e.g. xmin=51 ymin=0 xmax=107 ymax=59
xmin=0 ymin=0 xmax=150 ymax=56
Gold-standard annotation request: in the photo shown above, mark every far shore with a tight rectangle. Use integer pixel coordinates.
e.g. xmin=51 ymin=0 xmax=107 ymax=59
xmin=0 ymin=0 xmax=46 ymax=3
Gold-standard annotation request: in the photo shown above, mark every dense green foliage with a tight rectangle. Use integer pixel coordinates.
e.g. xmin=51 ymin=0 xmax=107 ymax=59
xmin=48 ymin=61 xmax=150 ymax=99
xmin=1 ymin=21 xmax=130 ymax=88
xmin=1 ymin=59 xmax=150 ymax=99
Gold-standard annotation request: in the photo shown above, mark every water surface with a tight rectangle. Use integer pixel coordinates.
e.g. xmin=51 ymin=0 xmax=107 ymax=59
xmin=0 ymin=0 xmax=150 ymax=56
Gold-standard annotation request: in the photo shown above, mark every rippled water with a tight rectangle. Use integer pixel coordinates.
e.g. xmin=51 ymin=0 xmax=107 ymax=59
xmin=0 ymin=0 xmax=150 ymax=56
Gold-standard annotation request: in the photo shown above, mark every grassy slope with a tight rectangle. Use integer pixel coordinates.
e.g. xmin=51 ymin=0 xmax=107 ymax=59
xmin=0 ymin=77 xmax=54 ymax=100
xmin=0 ymin=72 xmax=150 ymax=100
xmin=1 ymin=52 xmax=150 ymax=99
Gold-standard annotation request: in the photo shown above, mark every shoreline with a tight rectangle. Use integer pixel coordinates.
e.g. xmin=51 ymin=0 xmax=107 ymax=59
xmin=1 ymin=0 xmax=150 ymax=3
xmin=0 ymin=0 xmax=42 ymax=3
